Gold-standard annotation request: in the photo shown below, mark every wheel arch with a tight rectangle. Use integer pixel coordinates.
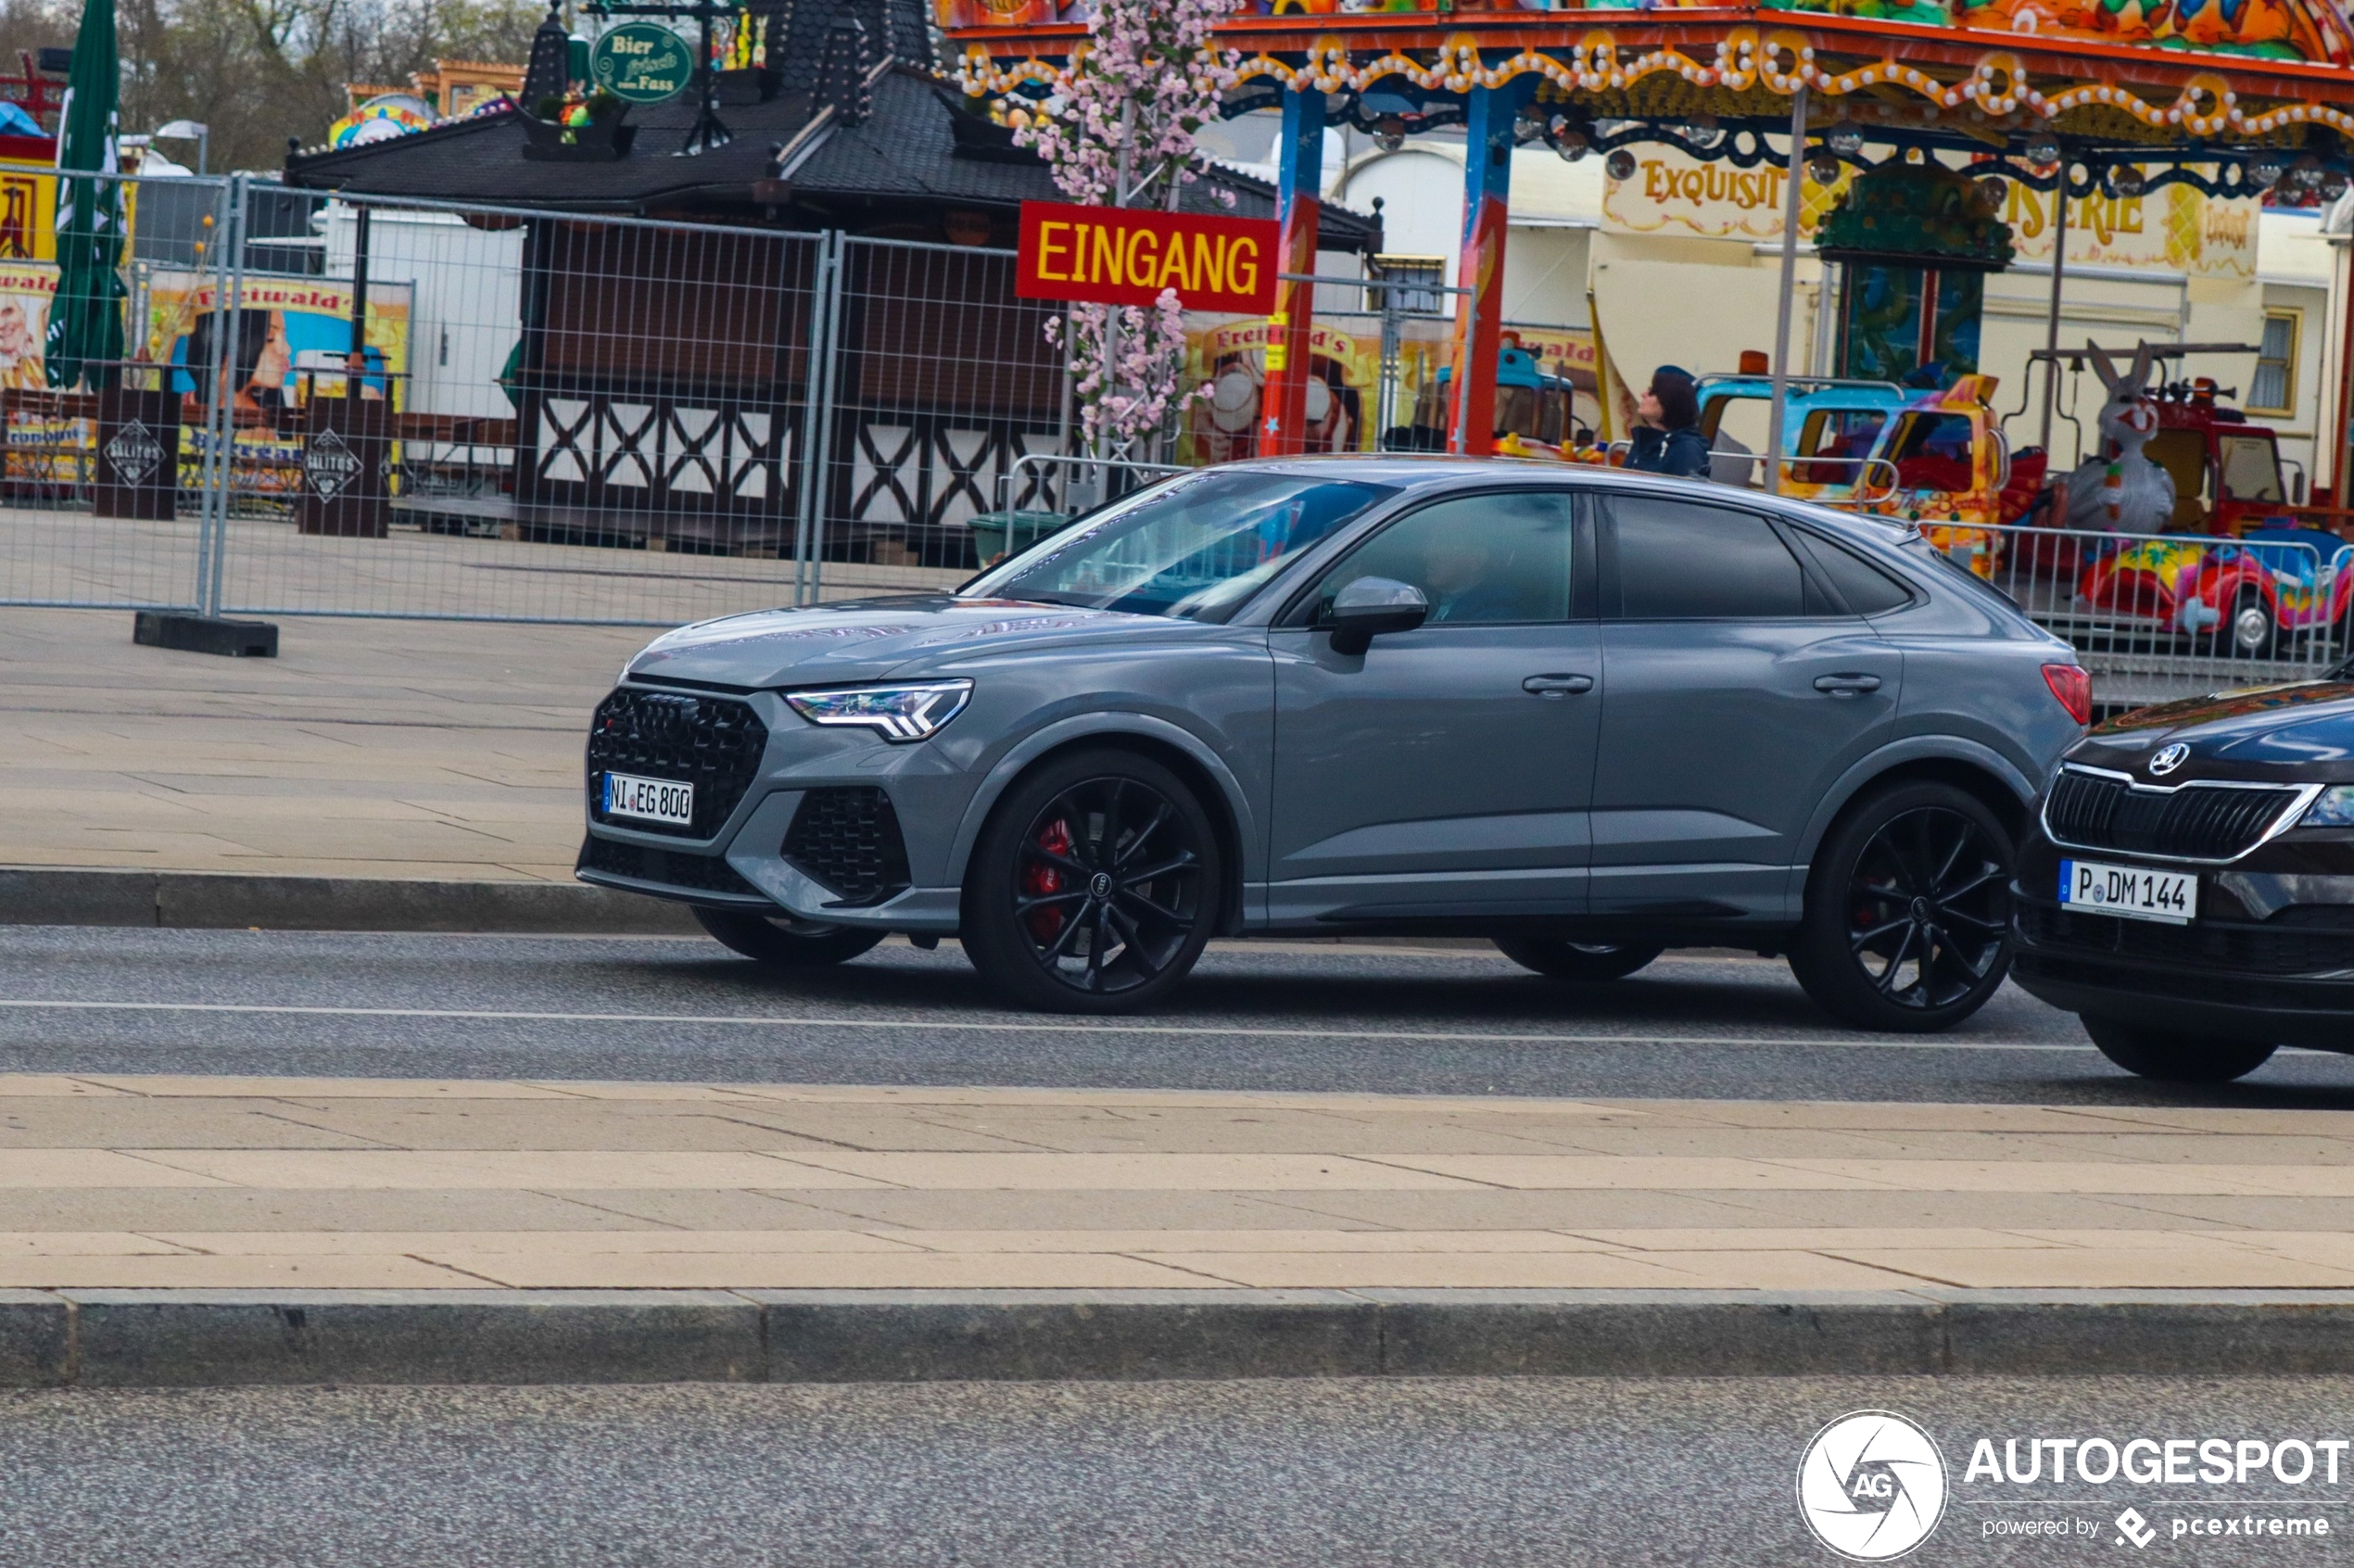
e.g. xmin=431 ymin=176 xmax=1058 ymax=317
xmin=1796 ymin=740 xmax=2038 ymax=873
xmin=945 ymin=716 xmax=1256 ymax=936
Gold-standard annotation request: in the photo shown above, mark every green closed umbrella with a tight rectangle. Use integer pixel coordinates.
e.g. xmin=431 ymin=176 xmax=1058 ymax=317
xmin=45 ymin=0 xmax=126 ymax=391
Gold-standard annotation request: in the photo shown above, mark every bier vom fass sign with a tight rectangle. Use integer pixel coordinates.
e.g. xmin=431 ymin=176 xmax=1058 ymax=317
xmin=589 ymin=23 xmax=693 ymax=106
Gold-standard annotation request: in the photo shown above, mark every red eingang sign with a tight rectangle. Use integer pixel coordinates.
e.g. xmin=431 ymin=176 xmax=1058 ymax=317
xmin=1016 ymin=200 xmax=1278 ymax=313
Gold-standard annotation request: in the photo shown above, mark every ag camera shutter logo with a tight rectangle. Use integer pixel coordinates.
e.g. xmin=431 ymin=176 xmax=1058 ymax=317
xmin=1797 ymin=1410 xmax=1948 ymax=1561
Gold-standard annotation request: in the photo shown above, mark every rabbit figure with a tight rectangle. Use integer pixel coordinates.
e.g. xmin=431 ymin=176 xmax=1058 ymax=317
xmin=2061 ymin=342 xmax=2175 ymax=536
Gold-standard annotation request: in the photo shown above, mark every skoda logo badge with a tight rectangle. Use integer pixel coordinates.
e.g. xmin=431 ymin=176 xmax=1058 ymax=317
xmin=2148 ymin=742 xmax=2191 ymax=778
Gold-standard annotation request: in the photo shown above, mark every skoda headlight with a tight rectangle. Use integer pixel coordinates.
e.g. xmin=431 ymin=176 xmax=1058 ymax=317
xmin=784 ymin=680 xmax=972 ymax=742
xmin=2300 ymin=785 xmax=2354 ymax=828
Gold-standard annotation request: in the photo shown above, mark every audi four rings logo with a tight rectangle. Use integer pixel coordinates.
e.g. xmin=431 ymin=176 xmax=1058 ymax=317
xmin=1797 ymin=1410 xmax=1949 ymax=1561
xmin=2148 ymin=743 xmax=2191 ymax=777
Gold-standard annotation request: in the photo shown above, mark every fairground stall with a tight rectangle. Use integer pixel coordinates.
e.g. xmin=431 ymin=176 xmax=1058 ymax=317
xmin=946 ymin=0 xmax=2354 ymax=473
xmin=949 ymin=0 xmax=2354 ymax=702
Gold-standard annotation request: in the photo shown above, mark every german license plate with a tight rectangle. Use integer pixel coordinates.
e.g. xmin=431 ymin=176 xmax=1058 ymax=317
xmin=602 ymin=772 xmax=693 ymax=827
xmin=2059 ymin=858 xmax=2196 ymax=925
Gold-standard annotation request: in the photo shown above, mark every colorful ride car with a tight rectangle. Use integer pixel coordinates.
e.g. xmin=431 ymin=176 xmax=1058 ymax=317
xmin=1693 ymin=374 xmax=1905 ymax=499
xmin=2072 ymin=526 xmax=2354 ymax=658
xmin=1690 ymin=373 xmax=2045 ymax=577
xmin=1858 ymin=375 xmax=2048 ymax=575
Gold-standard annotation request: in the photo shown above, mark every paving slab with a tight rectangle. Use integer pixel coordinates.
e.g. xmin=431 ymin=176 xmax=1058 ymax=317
xmin=0 ymin=1073 xmax=2348 ymax=1300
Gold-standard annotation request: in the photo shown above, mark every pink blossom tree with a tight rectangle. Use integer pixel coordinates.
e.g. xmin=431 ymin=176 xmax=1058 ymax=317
xmin=1003 ymin=0 xmax=1234 ymax=459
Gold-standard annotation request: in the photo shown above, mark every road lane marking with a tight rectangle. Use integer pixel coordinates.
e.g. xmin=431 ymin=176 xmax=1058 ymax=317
xmin=0 ymin=998 xmax=2091 ymax=1050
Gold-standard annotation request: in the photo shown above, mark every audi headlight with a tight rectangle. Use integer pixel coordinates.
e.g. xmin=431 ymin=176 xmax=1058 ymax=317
xmin=2299 ymin=785 xmax=2354 ymax=828
xmin=784 ymin=680 xmax=972 ymax=742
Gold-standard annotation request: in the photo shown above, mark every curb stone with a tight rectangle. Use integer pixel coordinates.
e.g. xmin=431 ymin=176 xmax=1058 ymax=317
xmin=9 ymin=1289 xmax=2354 ymax=1387
xmin=0 ymin=867 xmax=700 ymax=935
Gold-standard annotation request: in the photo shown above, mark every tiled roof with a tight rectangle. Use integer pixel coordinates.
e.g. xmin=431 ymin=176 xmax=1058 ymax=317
xmin=284 ymin=67 xmax=1380 ymax=250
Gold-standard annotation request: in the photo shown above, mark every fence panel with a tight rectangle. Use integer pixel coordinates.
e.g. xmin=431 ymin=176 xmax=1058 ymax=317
xmin=0 ymin=170 xmax=234 ymax=612
xmin=206 ymin=192 xmax=830 ymax=625
xmin=805 ymin=234 xmax=1069 ymax=595
xmin=1983 ymin=523 xmax=2348 ymax=708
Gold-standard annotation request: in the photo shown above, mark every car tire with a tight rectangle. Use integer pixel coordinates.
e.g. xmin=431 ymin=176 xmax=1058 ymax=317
xmin=960 ymin=748 xmax=1221 ymax=1014
xmin=693 ymin=906 xmax=885 ymax=967
xmin=1789 ymin=780 xmax=2015 ymax=1033
xmin=1493 ymin=936 xmax=1664 ymax=981
xmin=2081 ymin=1014 xmax=2278 ymax=1083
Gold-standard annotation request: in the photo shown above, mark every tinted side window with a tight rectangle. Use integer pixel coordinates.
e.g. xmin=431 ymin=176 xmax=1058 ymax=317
xmin=1792 ymin=529 xmax=1915 ymax=614
xmin=1319 ymin=489 xmax=1574 ymax=626
xmin=1609 ymin=497 xmax=1807 ymax=619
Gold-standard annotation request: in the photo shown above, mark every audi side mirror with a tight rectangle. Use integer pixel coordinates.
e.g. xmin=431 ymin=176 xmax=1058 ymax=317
xmin=1321 ymin=576 xmax=1429 ymax=656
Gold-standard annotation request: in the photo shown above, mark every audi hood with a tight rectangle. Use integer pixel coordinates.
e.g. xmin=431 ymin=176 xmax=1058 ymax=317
xmin=623 ymin=598 xmax=1212 ymax=689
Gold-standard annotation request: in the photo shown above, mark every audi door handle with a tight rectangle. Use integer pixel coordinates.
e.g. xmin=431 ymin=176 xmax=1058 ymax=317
xmin=1523 ymin=674 xmax=1595 ymax=697
xmin=1814 ymin=673 xmax=1884 ymax=697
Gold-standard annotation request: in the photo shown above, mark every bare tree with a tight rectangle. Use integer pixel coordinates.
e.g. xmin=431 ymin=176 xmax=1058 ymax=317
xmin=5 ymin=0 xmax=540 ymax=171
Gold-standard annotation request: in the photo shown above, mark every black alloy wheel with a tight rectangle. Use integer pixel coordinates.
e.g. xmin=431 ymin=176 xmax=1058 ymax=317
xmin=961 ymin=749 xmax=1221 ymax=1013
xmin=2082 ymin=1015 xmax=2279 ymax=1083
xmin=693 ymin=906 xmax=885 ymax=967
xmin=1492 ymin=935 xmax=1665 ymax=982
xmin=1790 ymin=781 xmax=2014 ymax=1032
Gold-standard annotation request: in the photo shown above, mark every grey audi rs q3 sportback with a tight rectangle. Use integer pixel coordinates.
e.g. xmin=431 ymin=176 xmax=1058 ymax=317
xmin=578 ymin=459 xmax=2087 ymax=1026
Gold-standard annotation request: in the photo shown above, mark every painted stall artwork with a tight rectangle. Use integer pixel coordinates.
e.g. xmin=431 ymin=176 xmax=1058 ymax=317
xmin=0 ymin=261 xmax=51 ymax=390
xmin=1405 ymin=342 xmax=1601 ymax=459
xmin=1951 ymin=0 xmax=2354 ymax=60
xmin=1176 ymin=314 xmax=1599 ymax=465
xmin=0 ymin=166 xmax=55 ymax=263
xmin=1179 ymin=315 xmax=1377 ymax=463
xmin=939 ymin=0 xmax=1438 ymax=22
xmin=1575 ymin=0 xmax=2354 ymax=51
xmin=1841 ymin=265 xmax=1989 ymax=385
xmin=0 ymin=261 xmax=82 ymax=493
xmin=140 ymin=271 xmax=411 ymax=502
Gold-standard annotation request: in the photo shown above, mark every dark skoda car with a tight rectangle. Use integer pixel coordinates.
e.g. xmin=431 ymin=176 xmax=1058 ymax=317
xmin=578 ymin=459 xmax=2084 ymax=1024
xmin=2012 ymin=680 xmax=2354 ymax=1081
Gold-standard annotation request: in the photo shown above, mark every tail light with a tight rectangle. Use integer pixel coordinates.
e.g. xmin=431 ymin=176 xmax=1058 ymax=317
xmin=2043 ymin=663 xmax=2092 ymax=727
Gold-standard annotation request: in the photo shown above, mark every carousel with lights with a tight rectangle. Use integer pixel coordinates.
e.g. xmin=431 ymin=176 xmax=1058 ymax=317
xmin=943 ymin=0 xmax=2354 ymax=520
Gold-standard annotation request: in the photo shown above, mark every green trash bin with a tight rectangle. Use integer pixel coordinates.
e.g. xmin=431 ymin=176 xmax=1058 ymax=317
xmin=969 ymin=510 xmax=1073 ymax=567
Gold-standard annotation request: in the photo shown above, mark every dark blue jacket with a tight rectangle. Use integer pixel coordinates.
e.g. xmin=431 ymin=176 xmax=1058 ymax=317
xmin=1626 ymin=424 xmax=1712 ymax=479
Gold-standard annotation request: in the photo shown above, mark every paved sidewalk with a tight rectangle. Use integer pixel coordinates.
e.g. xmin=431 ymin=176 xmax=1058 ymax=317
xmin=0 ymin=609 xmax=638 ymax=882
xmin=3 ymin=587 xmax=958 ymax=883
xmin=3 ymin=1074 xmax=2351 ymax=1292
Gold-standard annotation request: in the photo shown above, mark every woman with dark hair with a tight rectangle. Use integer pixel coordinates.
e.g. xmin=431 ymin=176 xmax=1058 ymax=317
xmin=1624 ymin=364 xmax=1712 ymax=479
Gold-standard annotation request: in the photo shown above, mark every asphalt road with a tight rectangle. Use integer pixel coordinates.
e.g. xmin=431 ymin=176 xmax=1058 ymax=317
xmin=6 ymin=1374 xmax=2354 ymax=1566
xmin=1 ymin=925 xmax=2350 ymax=1105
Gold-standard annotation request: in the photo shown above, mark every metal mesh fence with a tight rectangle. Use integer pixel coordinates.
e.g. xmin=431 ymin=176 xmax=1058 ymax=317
xmin=0 ymin=170 xmax=233 ymax=612
xmin=1982 ymin=523 xmax=2348 ymax=708
xmin=800 ymin=234 xmax=1068 ymax=596
xmin=4 ymin=176 xmax=2349 ymax=713
xmin=214 ymin=193 xmax=827 ymax=624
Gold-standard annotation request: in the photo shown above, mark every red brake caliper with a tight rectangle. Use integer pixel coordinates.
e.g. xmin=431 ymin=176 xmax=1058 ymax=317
xmin=1025 ymin=817 xmax=1073 ymax=942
